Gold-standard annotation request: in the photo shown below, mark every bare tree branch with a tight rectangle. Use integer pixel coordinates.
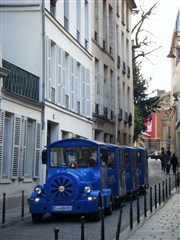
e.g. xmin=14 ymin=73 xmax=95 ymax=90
xmin=131 ymin=3 xmax=161 ymax=62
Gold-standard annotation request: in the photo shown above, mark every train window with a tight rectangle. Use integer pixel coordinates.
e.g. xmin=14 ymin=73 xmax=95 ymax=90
xmin=100 ymin=148 xmax=108 ymax=167
xmin=107 ymin=152 xmax=115 ymax=168
xmin=134 ymin=151 xmax=139 ymax=168
xmin=50 ymin=147 xmax=64 ymax=167
xmin=125 ymin=153 xmax=130 ymax=168
xmin=50 ymin=146 xmax=98 ymax=167
xmin=78 ymin=147 xmax=97 ymax=167
xmin=137 ymin=152 xmax=142 ymax=166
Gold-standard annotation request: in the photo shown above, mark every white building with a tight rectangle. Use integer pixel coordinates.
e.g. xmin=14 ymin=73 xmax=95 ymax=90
xmin=0 ymin=0 xmax=93 ymax=208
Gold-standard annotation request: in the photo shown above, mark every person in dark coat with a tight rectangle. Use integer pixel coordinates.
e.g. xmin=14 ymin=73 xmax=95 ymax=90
xmin=171 ymin=153 xmax=178 ymax=174
xmin=165 ymin=151 xmax=171 ymax=174
xmin=160 ymin=147 xmax=166 ymax=172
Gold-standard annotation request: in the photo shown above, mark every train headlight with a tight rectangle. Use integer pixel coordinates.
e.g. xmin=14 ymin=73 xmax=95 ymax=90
xmin=84 ymin=186 xmax=91 ymax=194
xmin=34 ymin=185 xmax=43 ymax=195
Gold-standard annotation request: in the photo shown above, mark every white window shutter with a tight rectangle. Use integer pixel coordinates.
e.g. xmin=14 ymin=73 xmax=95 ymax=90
xmin=46 ymin=36 xmax=51 ymax=100
xmin=62 ymin=49 xmax=66 ymax=106
xmin=76 ymin=64 xmax=81 ymax=102
xmin=56 ymin=46 xmax=63 ymax=105
xmin=82 ymin=66 xmax=86 ymax=115
xmin=19 ymin=117 xmax=27 ymax=179
xmin=33 ymin=122 xmax=41 ymax=179
xmin=85 ymin=69 xmax=91 ymax=118
xmin=0 ymin=110 xmax=5 ymax=177
xmin=11 ymin=115 xmax=21 ymax=179
xmin=70 ymin=57 xmax=76 ymax=111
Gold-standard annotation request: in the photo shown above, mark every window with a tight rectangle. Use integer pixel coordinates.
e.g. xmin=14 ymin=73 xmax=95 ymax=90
xmin=50 ymin=0 xmax=57 ymax=17
xmin=64 ymin=0 xmax=69 ymax=31
xmin=0 ymin=111 xmax=41 ymax=180
xmin=2 ymin=112 xmax=13 ymax=178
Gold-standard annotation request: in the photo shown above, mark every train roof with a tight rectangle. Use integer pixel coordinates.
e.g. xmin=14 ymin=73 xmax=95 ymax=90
xmin=46 ymin=138 xmax=106 ymax=148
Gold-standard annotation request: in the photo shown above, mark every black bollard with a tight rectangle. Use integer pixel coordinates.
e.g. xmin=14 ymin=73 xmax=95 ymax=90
xmin=162 ymin=181 xmax=165 ymax=202
xmin=101 ymin=207 xmax=105 ymax=240
xmin=176 ymin=172 xmax=180 ymax=188
xmin=81 ymin=216 xmax=85 ymax=240
xmin=144 ymin=190 xmax=147 ymax=217
xmin=165 ymin=179 xmax=168 ymax=199
xmin=158 ymin=183 xmax=161 ymax=206
xmin=130 ymin=195 xmax=133 ymax=229
xmin=54 ymin=227 xmax=59 ymax=240
xmin=2 ymin=193 xmax=6 ymax=224
xmin=136 ymin=192 xmax=140 ymax=223
xmin=21 ymin=190 xmax=24 ymax=219
xmin=116 ymin=203 xmax=123 ymax=240
xmin=154 ymin=185 xmax=157 ymax=209
xmin=169 ymin=177 xmax=171 ymax=195
xmin=150 ymin=187 xmax=152 ymax=212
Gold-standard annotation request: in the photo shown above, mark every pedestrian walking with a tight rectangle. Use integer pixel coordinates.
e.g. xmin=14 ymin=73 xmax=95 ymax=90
xmin=166 ymin=136 xmax=171 ymax=150
xmin=160 ymin=147 xmax=166 ymax=172
xmin=171 ymin=153 xmax=178 ymax=174
xmin=165 ymin=150 xmax=171 ymax=174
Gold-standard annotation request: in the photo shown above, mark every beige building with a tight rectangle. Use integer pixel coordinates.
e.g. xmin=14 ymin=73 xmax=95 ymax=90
xmin=91 ymin=0 xmax=136 ymax=145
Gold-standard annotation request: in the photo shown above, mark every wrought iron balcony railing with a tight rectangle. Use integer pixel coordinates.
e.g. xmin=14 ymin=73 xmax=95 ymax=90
xmin=2 ymin=60 xmax=39 ymax=102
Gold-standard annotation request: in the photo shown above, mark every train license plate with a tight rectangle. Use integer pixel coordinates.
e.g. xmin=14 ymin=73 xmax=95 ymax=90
xmin=52 ymin=206 xmax=72 ymax=211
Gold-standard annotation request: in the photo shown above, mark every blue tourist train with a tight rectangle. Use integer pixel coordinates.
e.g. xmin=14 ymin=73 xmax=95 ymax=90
xmin=28 ymin=138 xmax=149 ymax=222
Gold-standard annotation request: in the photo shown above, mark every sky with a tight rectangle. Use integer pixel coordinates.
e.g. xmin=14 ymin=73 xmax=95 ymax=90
xmin=133 ymin=0 xmax=180 ymax=94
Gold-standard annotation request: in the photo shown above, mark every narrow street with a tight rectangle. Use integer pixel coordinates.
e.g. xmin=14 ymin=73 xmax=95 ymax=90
xmin=0 ymin=158 xmax=176 ymax=240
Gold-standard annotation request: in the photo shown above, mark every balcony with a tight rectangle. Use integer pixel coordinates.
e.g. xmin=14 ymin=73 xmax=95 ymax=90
xmin=124 ymin=111 xmax=129 ymax=124
xmin=127 ymin=66 xmax=131 ymax=77
xmin=117 ymin=55 xmax=121 ymax=68
xmin=103 ymin=107 xmax=108 ymax=119
xmin=122 ymin=61 xmax=126 ymax=74
xmin=110 ymin=110 xmax=114 ymax=120
xmin=118 ymin=108 xmax=123 ymax=121
xmin=94 ymin=31 xmax=98 ymax=42
xmin=2 ymin=60 xmax=39 ymax=102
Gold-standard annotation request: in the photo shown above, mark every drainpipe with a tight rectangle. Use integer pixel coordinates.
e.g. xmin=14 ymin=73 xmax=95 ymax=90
xmin=40 ymin=0 xmax=46 ymax=184
xmin=114 ymin=0 xmax=118 ymax=144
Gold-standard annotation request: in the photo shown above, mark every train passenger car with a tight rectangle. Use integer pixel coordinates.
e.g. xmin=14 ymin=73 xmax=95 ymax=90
xmin=121 ymin=146 xmax=139 ymax=195
xmin=106 ymin=144 xmax=126 ymax=204
xmin=28 ymin=138 xmax=113 ymax=222
xmin=136 ymin=147 xmax=149 ymax=192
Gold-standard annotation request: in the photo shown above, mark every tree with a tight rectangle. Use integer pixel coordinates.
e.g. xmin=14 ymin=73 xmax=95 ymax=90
xmin=132 ymin=3 xmax=161 ymax=141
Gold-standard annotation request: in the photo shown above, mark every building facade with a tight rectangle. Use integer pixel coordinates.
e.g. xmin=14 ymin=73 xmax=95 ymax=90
xmin=167 ymin=9 xmax=180 ymax=163
xmin=92 ymin=0 xmax=135 ymax=145
xmin=0 ymin=0 xmax=136 ymax=209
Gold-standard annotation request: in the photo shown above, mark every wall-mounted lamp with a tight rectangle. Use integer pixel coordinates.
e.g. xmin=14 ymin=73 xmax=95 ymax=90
xmin=174 ymin=96 xmax=179 ymax=102
xmin=167 ymin=47 xmax=180 ymax=58
xmin=173 ymin=93 xmax=180 ymax=102
xmin=167 ymin=51 xmax=176 ymax=58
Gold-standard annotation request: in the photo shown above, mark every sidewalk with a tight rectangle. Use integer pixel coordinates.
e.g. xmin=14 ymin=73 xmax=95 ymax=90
xmin=0 ymin=204 xmax=30 ymax=229
xmin=118 ymin=187 xmax=180 ymax=240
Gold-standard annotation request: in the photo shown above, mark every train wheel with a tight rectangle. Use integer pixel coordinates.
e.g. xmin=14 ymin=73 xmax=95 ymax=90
xmin=105 ymin=195 xmax=113 ymax=215
xmin=90 ymin=197 xmax=102 ymax=221
xmin=32 ymin=213 xmax=43 ymax=223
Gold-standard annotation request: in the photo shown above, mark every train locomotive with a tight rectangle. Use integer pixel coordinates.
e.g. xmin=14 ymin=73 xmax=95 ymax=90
xmin=28 ymin=138 xmax=113 ymax=222
xmin=28 ymin=138 xmax=148 ymax=222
